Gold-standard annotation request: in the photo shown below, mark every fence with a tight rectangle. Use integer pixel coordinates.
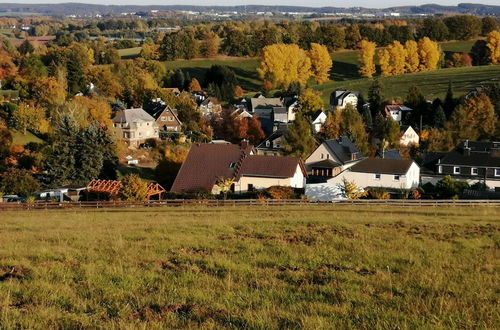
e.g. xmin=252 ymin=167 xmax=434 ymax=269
xmin=0 ymin=199 xmax=499 ymax=211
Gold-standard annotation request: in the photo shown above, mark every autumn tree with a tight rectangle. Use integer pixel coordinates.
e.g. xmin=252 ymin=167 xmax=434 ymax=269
xmin=0 ymin=168 xmax=40 ymax=197
xmin=387 ymin=41 xmax=407 ymax=75
xmin=200 ymin=31 xmax=220 ymax=58
xmin=234 ymin=85 xmax=244 ymax=99
xmin=120 ymin=174 xmax=149 ymax=201
xmin=258 ymin=44 xmax=312 ymax=89
xmin=378 ymin=48 xmax=391 ymax=76
xmin=345 ymin=24 xmax=362 ymax=49
xmin=486 ymin=30 xmax=500 ymax=65
xmin=340 ymin=104 xmax=370 ymax=156
xmin=320 ymin=110 xmax=342 ymax=140
xmin=246 ymin=114 xmax=265 ymax=145
xmin=140 ymin=43 xmax=160 ymax=60
xmin=404 ymin=40 xmax=420 ymax=73
xmin=297 ymin=88 xmax=324 ymax=116
xmin=87 ymin=66 xmax=123 ymax=100
xmin=282 ymin=112 xmax=316 ymax=160
xmin=13 ymin=102 xmax=48 ymax=135
xmin=358 ymin=39 xmax=376 ymax=78
xmin=418 ymin=37 xmax=441 ymax=71
xmin=0 ymin=48 xmax=17 ymax=86
xmin=31 ymin=76 xmax=66 ymax=110
xmin=155 ymin=145 xmax=189 ymax=190
xmin=188 ymin=78 xmax=202 ymax=92
xmin=383 ymin=117 xmax=401 ymax=149
xmin=308 ymin=43 xmax=332 ymax=84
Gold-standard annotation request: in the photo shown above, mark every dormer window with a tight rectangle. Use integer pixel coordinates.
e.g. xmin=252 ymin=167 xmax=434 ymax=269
xmin=229 ymin=162 xmax=236 ymax=168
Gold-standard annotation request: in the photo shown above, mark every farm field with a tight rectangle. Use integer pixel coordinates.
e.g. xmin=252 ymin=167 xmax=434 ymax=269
xmin=0 ymin=205 xmax=498 ymax=328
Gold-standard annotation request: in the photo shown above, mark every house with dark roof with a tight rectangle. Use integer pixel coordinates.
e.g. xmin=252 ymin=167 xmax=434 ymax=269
xmin=112 ymin=108 xmax=159 ymax=147
xmin=256 ymin=129 xmax=287 ymax=156
xmin=305 ymin=136 xmax=364 ymax=179
xmin=330 ymin=89 xmax=358 ymax=110
xmin=199 ymin=97 xmax=222 ymax=118
xmin=376 ymin=149 xmax=402 ymax=159
xmin=311 ymin=110 xmax=327 ymax=133
xmin=421 ymin=140 xmax=500 ymax=189
xmin=170 ymin=143 xmax=307 ymax=194
xmin=384 ymin=104 xmax=413 ymax=124
xmin=143 ymin=100 xmax=182 ymax=133
xmin=250 ymin=97 xmax=283 ymax=115
xmin=328 ymin=158 xmax=420 ymax=189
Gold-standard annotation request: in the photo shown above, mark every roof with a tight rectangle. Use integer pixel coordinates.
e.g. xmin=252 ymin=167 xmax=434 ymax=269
xmin=376 ymin=149 xmax=401 ymax=159
xmin=311 ymin=110 xmax=325 ymax=122
xmin=170 ymin=143 xmax=253 ymax=193
xmin=332 ymin=90 xmax=358 ymax=105
xmin=350 ymin=158 xmax=415 ymax=175
xmin=238 ymin=155 xmax=306 ymax=178
xmin=250 ymin=98 xmax=283 ymax=111
xmin=307 ymin=159 xmax=340 ymax=169
xmin=170 ymin=143 xmax=305 ymax=193
xmin=257 ymin=129 xmax=286 ymax=150
xmin=323 ymin=136 xmax=363 ymax=164
xmin=385 ymin=105 xmax=413 ymax=112
xmin=201 ymin=97 xmax=221 ymax=105
xmin=112 ymin=108 xmax=156 ymax=124
xmin=423 ymin=141 xmax=500 ymax=169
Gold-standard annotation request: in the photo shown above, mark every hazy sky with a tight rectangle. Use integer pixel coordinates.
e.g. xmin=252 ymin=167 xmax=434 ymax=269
xmin=5 ymin=0 xmax=500 ymax=8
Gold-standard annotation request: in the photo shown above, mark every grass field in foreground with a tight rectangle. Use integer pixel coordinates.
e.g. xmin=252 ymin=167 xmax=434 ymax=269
xmin=0 ymin=206 xmax=498 ymax=328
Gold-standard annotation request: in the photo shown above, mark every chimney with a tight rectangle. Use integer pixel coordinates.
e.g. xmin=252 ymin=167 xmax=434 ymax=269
xmin=240 ymin=139 xmax=249 ymax=149
xmin=464 ymin=140 xmax=471 ymax=156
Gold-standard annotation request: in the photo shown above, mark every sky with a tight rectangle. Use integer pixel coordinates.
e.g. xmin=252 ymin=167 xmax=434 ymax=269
xmin=4 ymin=0 xmax=500 ymax=8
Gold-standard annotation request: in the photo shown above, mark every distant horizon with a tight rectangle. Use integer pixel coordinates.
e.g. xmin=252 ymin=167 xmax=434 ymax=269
xmin=2 ymin=1 xmax=500 ymax=9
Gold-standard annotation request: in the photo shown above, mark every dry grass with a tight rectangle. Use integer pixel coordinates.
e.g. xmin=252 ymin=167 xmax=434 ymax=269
xmin=0 ymin=205 xmax=498 ymax=328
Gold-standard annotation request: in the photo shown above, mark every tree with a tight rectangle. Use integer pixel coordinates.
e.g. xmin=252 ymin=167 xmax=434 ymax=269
xmin=345 ymin=24 xmax=362 ymax=49
xmin=433 ymin=105 xmax=446 ymax=128
xmin=140 ymin=43 xmax=160 ymax=60
xmin=361 ymin=104 xmax=373 ymax=132
xmin=13 ymin=102 xmax=47 ymax=135
xmin=486 ymin=30 xmax=500 ymax=65
xmin=297 ymin=89 xmax=324 ymax=116
xmin=222 ymin=29 xmax=250 ymax=57
xmin=387 ymin=41 xmax=407 ymax=75
xmin=340 ymin=178 xmax=367 ymax=200
xmin=18 ymin=40 xmax=34 ymax=55
xmin=120 ymin=174 xmax=149 ymax=201
xmin=443 ymin=82 xmax=457 ymax=119
xmin=0 ymin=48 xmax=17 ymax=84
xmin=32 ymin=76 xmax=66 ymax=109
xmin=308 ymin=43 xmax=332 ymax=84
xmin=320 ymin=110 xmax=342 ymax=140
xmin=435 ymin=175 xmax=469 ymax=199
xmin=378 ymin=48 xmax=391 ymax=77
xmin=444 ymin=15 xmax=482 ymax=40
xmin=246 ymin=115 xmax=265 ymax=145
xmin=0 ymin=168 xmax=40 ymax=197
xmin=282 ymin=112 xmax=316 ymax=160
xmin=205 ymin=65 xmax=238 ymax=101
xmin=317 ymin=25 xmax=345 ymax=51
xmin=447 ymin=94 xmax=497 ymax=141
xmin=234 ymin=85 xmax=244 ymax=99
xmin=0 ymin=119 xmax=12 ymax=166
xmin=257 ymin=44 xmax=312 ymax=89
xmin=482 ymin=17 xmax=498 ymax=36
xmin=358 ymin=39 xmax=376 ymax=78
xmin=200 ymin=31 xmax=220 ymax=58
xmin=471 ymin=40 xmax=490 ymax=66
xmin=340 ymin=104 xmax=370 ymax=156
xmin=418 ymin=37 xmax=441 ymax=71
xmin=216 ymin=177 xmax=235 ymax=200
xmin=383 ymin=117 xmax=400 ymax=149
xmin=155 ymin=145 xmax=189 ymax=190
xmin=368 ymin=79 xmax=384 ymax=117
xmin=160 ymin=30 xmax=199 ymax=60
xmin=188 ymin=78 xmax=202 ymax=92
xmin=416 ymin=18 xmax=449 ymax=41
xmin=87 ymin=66 xmax=123 ymax=100
xmin=404 ymin=40 xmax=420 ymax=73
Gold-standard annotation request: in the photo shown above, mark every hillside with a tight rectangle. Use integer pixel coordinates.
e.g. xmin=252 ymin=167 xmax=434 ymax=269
xmin=0 ymin=205 xmax=497 ymax=328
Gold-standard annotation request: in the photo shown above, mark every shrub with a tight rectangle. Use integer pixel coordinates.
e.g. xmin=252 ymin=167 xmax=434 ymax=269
xmin=266 ymin=186 xmax=296 ymax=200
xmin=368 ymin=187 xmax=390 ymax=199
xmin=435 ymin=175 xmax=469 ymax=199
xmin=120 ymin=174 xmax=149 ymax=201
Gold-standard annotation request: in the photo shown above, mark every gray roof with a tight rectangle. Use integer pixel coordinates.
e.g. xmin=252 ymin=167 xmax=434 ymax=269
xmin=350 ymin=158 xmax=415 ymax=175
xmin=112 ymin=108 xmax=156 ymax=124
xmin=250 ymin=98 xmax=283 ymax=111
xmin=324 ymin=136 xmax=363 ymax=164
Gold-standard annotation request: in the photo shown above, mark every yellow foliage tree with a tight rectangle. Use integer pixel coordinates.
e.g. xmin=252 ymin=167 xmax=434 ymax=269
xmin=418 ymin=37 xmax=441 ymax=71
xmin=14 ymin=102 xmax=48 ymax=135
xmin=308 ymin=43 xmax=333 ymax=84
xmin=258 ymin=44 xmax=312 ymax=89
xmin=297 ymin=89 xmax=324 ymax=116
xmin=378 ymin=48 xmax=391 ymax=77
xmin=188 ymin=78 xmax=202 ymax=92
xmin=486 ymin=30 xmax=500 ymax=65
xmin=32 ymin=76 xmax=66 ymax=109
xmin=388 ymin=41 xmax=407 ymax=75
xmin=358 ymin=39 xmax=376 ymax=78
xmin=404 ymin=40 xmax=420 ymax=73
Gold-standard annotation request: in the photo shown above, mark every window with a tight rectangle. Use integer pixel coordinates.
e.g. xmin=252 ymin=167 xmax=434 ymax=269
xmin=326 ymin=154 xmax=330 ymax=159
xmin=471 ymin=167 xmax=478 ymax=175
xmin=394 ymin=175 xmax=400 ymax=181
xmin=454 ymin=167 xmax=460 ymax=174
xmin=266 ymin=141 xmax=270 ymax=147
xmin=321 ymin=153 xmax=324 ymax=159
xmin=438 ymin=165 xmax=442 ymax=174
xmin=161 ymin=116 xmax=167 ymax=121
xmin=248 ymin=184 xmax=254 ymax=192
xmin=374 ymin=174 xmax=381 ymax=180
xmin=229 ymin=162 xmax=236 ymax=168
xmin=495 ymin=169 xmax=500 ymax=177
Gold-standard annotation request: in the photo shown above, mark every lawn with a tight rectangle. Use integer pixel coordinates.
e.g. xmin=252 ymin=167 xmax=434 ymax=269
xmin=10 ymin=130 xmax=44 ymax=146
xmin=0 ymin=205 xmax=497 ymax=328
xmin=117 ymin=47 xmax=142 ymax=59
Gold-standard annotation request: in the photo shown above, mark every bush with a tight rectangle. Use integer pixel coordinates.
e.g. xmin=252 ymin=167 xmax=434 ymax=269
xmin=435 ymin=175 xmax=469 ymax=199
xmin=265 ymin=186 xmax=296 ymax=200
xmin=368 ymin=187 xmax=390 ymax=199
xmin=120 ymin=174 xmax=149 ymax=201
xmin=0 ymin=168 xmax=40 ymax=197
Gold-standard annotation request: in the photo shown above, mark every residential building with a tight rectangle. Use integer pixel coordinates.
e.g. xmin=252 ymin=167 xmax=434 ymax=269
xmin=170 ymin=143 xmax=306 ymax=194
xmin=376 ymin=149 xmax=401 ymax=159
xmin=256 ymin=129 xmax=287 ymax=156
xmin=112 ymin=108 xmax=159 ymax=147
xmin=421 ymin=140 xmax=500 ymax=189
xmin=305 ymin=136 xmax=364 ymax=178
xmin=143 ymin=100 xmax=182 ymax=133
xmin=328 ymin=158 xmax=420 ymax=189
xmin=330 ymin=89 xmax=358 ymax=110
xmin=311 ymin=110 xmax=327 ymax=133
xmin=199 ymin=97 xmax=222 ymax=118
xmin=250 ymin=97 xmax=283 ymax=115
xmin=400 ymin=125 xmax=419 ymax=146
xmin=384 ymin=104 xmax=413 ymax=124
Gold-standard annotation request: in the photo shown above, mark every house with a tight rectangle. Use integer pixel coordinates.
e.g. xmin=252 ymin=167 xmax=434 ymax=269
xmin=250 ymin=97 xmax=283 ymax=115
xmin=283 ymin=96 xmax=298 ymax=122
xmin=143 ymin=100 xmax=182 ymax=133
xmin=376 ymin=149 xmax=401 ymax=159
xmin=311 ymin=110 xmax=327 ymax=133
xmin=199 ymin=97 xmax=222 ymax=118
xmin=328 ymin=158 xmax=420 ymax=189
xmin=384 ymin=104 xmax=413 ymax=124
xmin=305 ymin=136 xmax=364 ymax=179
xmin=256 ymin=129 xmax=287 ymax=156
xmin=170 ymin=143 xmax=307 ymax=194
xmin=112 ymin=108 xmax=159 ymax=147
xmin=330 ymin=89 xmax=358 ymax=110
xmin=37 ymin=186 xmax=87 ymax=202
xmin=272 ymin=107 xmax=288 ymax=123
xmin=421 ymin=140 xmax=500 ymax=189
xmin=400 ymin=125 xmax=419 ymax=146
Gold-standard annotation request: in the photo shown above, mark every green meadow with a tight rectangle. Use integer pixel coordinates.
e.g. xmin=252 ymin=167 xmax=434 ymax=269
xmin=0 ymin=205 xmax=498 ymax=328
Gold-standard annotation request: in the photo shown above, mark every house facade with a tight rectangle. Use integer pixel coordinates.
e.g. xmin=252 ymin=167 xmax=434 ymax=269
xmin=199 ymin=97 xmax=222 ymax=118
xmin=256 ymin=129 xmax=287 ymax=156
xmin=330 ymin=89 xmax=358 ymax=110
xmin=311 ymin=110 xmax=327 ymax=133
xmin=384 ymin=104 xmax=413 ymax=124
xmin=328 ymin=158 xmax=420 ymax=189
xmin=170 ymin=143 xmax=307 ymax=194
xmin=305 ymin=136 xmax=364 ymax=178
xmin=421 ymin=140 xmax=500 ymax=188
xmin=144 ymin=101 xmax=183 ymax=133
xmin=112 ymin=108 xmax=159 ymax=147
xmin=400 ymin=125 xmax=419 ymax=146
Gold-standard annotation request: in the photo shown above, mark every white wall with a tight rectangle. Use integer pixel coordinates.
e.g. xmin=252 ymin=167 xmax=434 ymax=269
xmin=234 ymin=165 xmax=305 ymax=193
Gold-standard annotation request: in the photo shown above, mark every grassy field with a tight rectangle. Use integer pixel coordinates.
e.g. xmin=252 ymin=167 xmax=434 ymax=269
xmin=0 ymin=205 xmax=498 ymax=328
xmin=117 ymin=47 xmax=142 ymax=59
